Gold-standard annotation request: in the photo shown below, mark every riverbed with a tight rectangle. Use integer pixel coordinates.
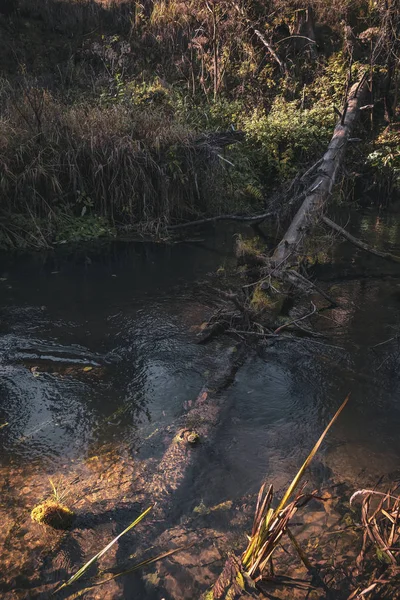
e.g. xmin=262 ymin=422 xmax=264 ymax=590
xmin=1 ymin=212 xmax=400 ymax=599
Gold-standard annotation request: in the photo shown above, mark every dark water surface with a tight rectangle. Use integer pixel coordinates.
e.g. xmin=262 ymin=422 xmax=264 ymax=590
xmin=0 ymin=233 xmax=238 ymax=467
xmin=1 ymin=213 xmax=400 ymax=598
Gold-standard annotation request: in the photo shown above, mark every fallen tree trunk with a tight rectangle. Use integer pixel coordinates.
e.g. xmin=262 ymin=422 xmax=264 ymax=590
xmin=273 ymin=75 xmax=369 ymax=266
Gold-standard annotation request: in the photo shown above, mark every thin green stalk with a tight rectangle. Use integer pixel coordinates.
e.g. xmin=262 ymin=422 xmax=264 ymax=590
xmin=55 ymin=505 xmax=153 ymax=593
xmin=242 ymin=395 xmax=349 ymax=569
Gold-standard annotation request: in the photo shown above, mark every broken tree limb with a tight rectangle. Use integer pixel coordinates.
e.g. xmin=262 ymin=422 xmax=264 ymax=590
xmin=285 ymin=270 xmax=338 ymax=307
xmin=322 ymin=215 xmax=400 ymax=263
xmin=167 ymin=211 xmax=273 ymax=230
xmin=252 ymin=28 xmax=285 ymax=72
xmin=273 ymin=302 xmax=317 ymax=334
xmin=272 ymin=75 xmax=369 ymax=266
xmin=232 ymin=2 xmax=285 ymax=73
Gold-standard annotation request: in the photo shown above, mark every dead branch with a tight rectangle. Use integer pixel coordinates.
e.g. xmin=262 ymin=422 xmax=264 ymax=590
xmin=167 ymin=211 xmax=273 ymax=230
xmin=232 ymin=2 xmax=285 ymax=73
xmin=252 ymin=28 xmax=285 ymax=72
xmin=322 ymin=216 xmax=400 ymax=263
xmin=273 ymin=302 xmax=317 ymax=334
xmin=286 ymin=270 xmax=338 ymax=307
xmin=300 ymin=158 xmax=324 ymax=182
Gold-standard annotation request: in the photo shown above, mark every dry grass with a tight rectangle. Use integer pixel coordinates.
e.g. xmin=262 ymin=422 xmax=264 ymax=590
xmin=0 ymin=82 xmax=226 ymax=245
xmin=349 ymin=487 xmax=400 ymax=598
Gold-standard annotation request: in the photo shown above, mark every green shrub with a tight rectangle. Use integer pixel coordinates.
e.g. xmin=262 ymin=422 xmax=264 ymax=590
xmin=243 ymin=97 xmax=335 ymax=181
xmin=56 ymin=215 xmax=115 ymax=243
xmin=366 ymin=130 xmax=400 ymax=200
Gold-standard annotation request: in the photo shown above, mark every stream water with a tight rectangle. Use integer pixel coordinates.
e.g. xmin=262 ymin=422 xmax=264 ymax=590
xmin=1 ymin=212 xmax=400 ymax=599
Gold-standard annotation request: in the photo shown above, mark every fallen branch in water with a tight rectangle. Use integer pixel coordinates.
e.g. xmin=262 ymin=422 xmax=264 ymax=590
xmin=322 ymin=215 xmax=400 ymax=263
xmin=273 ymin=302 xmax=317 ymax=334
xmin=146 ymin=345 xmax=247 ymax=513
xmin=167 ymin=211 xmax=274 ymax=230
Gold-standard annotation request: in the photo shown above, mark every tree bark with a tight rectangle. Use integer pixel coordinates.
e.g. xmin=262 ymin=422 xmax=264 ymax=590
xmin=272 ymin=75 xmax=369 ymax=267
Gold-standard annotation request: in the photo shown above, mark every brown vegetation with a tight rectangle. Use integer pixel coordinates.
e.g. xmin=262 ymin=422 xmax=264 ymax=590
xmin=0 ymin=0 xmax=398 ymax=246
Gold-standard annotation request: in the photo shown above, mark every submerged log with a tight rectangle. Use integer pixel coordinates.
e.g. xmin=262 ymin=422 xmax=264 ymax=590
xmin=147 ymin=346 xmax=246 ymax=516
xmin=273 ymin=75 xmax=369 ymax=266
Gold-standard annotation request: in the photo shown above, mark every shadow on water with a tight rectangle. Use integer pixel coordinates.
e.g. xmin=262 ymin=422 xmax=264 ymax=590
xmin=2 ymin=213 xmax=400 ymax=598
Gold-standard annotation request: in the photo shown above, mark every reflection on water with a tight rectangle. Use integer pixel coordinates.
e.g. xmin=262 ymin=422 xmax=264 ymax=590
xmin=2 ymin=212 xmax=400 ymax=598
xmin=0 ymin=234 xmax=239 ymax=467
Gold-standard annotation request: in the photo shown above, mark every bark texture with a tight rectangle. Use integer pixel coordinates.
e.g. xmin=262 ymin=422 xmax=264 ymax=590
xmin=273 ymin=76 xmax=369 ymax=266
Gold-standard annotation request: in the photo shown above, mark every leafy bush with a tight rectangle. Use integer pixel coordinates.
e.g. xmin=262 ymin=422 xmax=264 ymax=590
xmin=366 ymin=129 xmax=400 ymax=201
xmin=243 ymin=97 xmax=335 ymax=180
xmin=56 ymin=216 xmax=115 ymax=244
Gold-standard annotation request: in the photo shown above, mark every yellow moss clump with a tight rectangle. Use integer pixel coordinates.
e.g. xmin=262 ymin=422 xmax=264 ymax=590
xmin=250 ymin=286 xmax=275 ymax=312
xmin=31 ymin=500 xmax=75 ymax=530
xmin=235 ymin=235 xmax=267 ymax=267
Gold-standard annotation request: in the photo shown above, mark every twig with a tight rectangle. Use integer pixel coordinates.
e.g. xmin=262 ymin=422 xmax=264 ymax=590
xmin=288 ymin=270 xmax=338 ymax=307
xmin=371 ymin=337 xmax=396 ymax=348
xmin=300 ymin=158 xmax=323 ymax=181
xmin=273 ymin=303 xmax=317 ymax=334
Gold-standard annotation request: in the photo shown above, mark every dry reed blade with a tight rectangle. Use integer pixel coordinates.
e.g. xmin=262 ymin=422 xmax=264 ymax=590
xmin=54 ymin=505 xmax=153 ymax=593
xmin=275 ymin=394 xmax=349 ymax=515
xmin=242 ymin=395 xmax=349 ymax=572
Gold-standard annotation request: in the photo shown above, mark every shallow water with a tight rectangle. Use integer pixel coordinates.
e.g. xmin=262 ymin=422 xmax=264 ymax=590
xmin=1 ymin=213 xmax=400 ymax=598
xmin=0 ymin=234 xmax=238 ymax=467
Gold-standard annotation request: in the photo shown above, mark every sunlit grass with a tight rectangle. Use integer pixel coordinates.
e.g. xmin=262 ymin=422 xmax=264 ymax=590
xmin=241 ymin=395 xmax=349 ymax=580
xmin=55 ymin=505 xmax=153 ymax=592
xmin=211 ymin=395 xmax=349 ymax=598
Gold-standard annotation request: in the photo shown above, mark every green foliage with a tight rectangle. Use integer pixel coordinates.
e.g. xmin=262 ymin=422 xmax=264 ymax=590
xmin=312 ymin=52 xmax=349 ymax=104
xmin=56 ymin=216 xmax=115 ymax=244
xmin=0 ymin=0 xmax=396 ymax=247
xmin=205 ymin=99 xmax=245 ymax=130
xmin=367 ymin=142 xmax=400 ymax=179
xmin=366 ymin=129 xmax=400 ymax=199
xmin=243 ymin=97 xmax=335 ymax=180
